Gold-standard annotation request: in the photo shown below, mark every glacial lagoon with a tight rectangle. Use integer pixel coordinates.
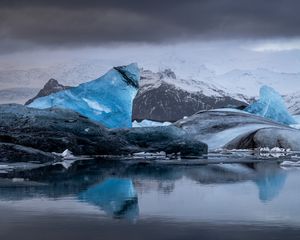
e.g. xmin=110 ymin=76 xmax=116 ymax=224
xmin=1 ymin=154 xmax=300 ymax=240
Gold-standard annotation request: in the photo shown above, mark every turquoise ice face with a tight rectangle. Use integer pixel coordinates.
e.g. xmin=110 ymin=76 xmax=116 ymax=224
xmin=245 ymin=85 xmax=296 ymax=125
xmin=28 ymin=63 xmax=140 ymax=128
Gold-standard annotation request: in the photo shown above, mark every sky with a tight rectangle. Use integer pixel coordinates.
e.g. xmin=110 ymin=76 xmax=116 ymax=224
xmin=1 ymin=0 xmax=300 ymax=85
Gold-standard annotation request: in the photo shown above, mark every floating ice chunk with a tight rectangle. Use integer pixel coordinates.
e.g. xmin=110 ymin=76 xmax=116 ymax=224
xmin=12 ymin=178 xmax=25 ymax=182
xmin=53 ymin=149 xmax=76 ymax=160
xmin=259 ymin=147 xmax=291 ymax=153
xmin=132 ymin=119 xmax=171 ymax=128
xmin=29 ymin=63 xmax=140 ymax=128
xmin=61 ymin=149 xmax=74 ymax=158
xmin=258 ymin=147 xmax=291 ymax=158
xmin=259 ymin=147 xmax=270 ymax=152
xmin=245 ymin=86 xmax=296 ymax=125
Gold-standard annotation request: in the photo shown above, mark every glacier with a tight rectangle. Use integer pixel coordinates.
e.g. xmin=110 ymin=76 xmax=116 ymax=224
xmin=28 ymin=63 xmax=140 ymax=128
xmin=244 ymin=86 xmax=296 ymax=125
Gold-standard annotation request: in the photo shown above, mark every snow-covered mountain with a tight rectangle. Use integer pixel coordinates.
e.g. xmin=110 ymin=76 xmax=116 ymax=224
xmin=0 ymin=60 xmax=112 ymax=90
xmin=216 ymin=68 xmax=300 ymax=100
xmin=284 ymin=91 xmax=300 ymax=115
xmin=1 ymin=62 xmax=300 ymax=117
xmin=133 ymin=69 xmax=246 ymax=121
xmin=215 ymin=69 xmax=300 ymax=114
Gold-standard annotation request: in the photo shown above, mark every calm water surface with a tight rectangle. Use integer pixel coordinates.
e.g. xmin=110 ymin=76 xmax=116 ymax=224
xmin=0 ymin=158 xmax=300 ymax=240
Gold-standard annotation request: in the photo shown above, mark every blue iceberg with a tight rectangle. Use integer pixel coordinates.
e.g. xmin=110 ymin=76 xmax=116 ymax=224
xmin=79 ymin=178 xmax=139 ymax=219
xmin=28 ymin=63 xmax=140 ymax=128
xmin=245 ymin=86 xmax=296 ymax=125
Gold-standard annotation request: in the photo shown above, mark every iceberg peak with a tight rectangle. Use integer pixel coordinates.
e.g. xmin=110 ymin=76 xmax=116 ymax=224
xmin=114 ymin=63 xmax=140 ymax=89
xmin=245 ymin=85 xmax=296 ymax=125
xmin=28 ymin=63 xmax=140 ymax=128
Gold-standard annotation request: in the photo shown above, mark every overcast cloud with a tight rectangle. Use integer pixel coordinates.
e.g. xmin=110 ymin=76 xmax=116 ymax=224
xmin=0 ymin=0 xmax=300 ymax=52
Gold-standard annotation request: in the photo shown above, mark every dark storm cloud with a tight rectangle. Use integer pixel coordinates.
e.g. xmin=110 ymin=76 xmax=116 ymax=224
xmin=1 ymin=0 xmax=300 ymax=49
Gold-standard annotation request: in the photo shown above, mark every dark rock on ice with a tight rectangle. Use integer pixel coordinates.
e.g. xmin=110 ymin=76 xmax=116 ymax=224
xmin=0 ymin=143 xmax=60 ymax=163
xmin=0 ymin=104 xmax=207 ymax=162
xmin=175 ymin=109 xmax=300 ymax=151
xmin=110 ymin=126 xmax=207 ymax=156
xmin=225 ymin=127 xmax=300 ymax=151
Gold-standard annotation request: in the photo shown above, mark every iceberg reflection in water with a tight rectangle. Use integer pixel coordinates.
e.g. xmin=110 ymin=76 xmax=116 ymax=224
xmin=0 ymin=158 xmax=293 ymax=223
xmin=79 ymin=178 xmax=139 ymax=220
xmin=1 ymin=157 xmax=300 ymax=239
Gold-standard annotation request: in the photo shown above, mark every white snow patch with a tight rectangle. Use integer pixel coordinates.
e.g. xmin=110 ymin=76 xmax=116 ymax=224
xmin=210 ymin=108 xmax=251 ymax=114
xmin=61 ymin=149 xmax=75 ymax=159
xmin=12 ymin=178 xmax=25 ymax=182
xmin=259 ymin=147 xmax=291 ymax=153
xmin=132 ymin=119 xmax=171 ymax=128
xmin=52 ymin=149 xmax=77 ymax=160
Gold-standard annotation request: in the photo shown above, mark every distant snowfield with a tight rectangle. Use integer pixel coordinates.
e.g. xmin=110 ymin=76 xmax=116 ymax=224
xmin=1 ymin=49 xmax=300 ymax=114
xmin=0 ymin=87 xmax=39 ymax=104
xmin=1 ymin=61 xmax=299 ymax=96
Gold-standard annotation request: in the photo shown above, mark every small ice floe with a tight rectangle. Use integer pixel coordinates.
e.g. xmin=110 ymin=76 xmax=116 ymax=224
xmin=259 ymin=147 xmax=291 ymax=153
xmin=131 ymin=151 xmax=169 ymax=161
xmin=52 ymin=149 xmax=77 ymax=169
xmin=12 ymin=178 xmax=25 ymax=182
xmin=61 ymin=149 xmax=75 ymax=159
xmin=52 ymin=149 xmax=93 ymax=169
xmin=133 ymin=151 xmax=166 ymax=156
xmin=258 ymin=147 xmax=291 ymax=158
xmin=53 ymin=149 xmax=76 ymax=160
xmin=132 ymin=120 xmax=171 ymax=128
